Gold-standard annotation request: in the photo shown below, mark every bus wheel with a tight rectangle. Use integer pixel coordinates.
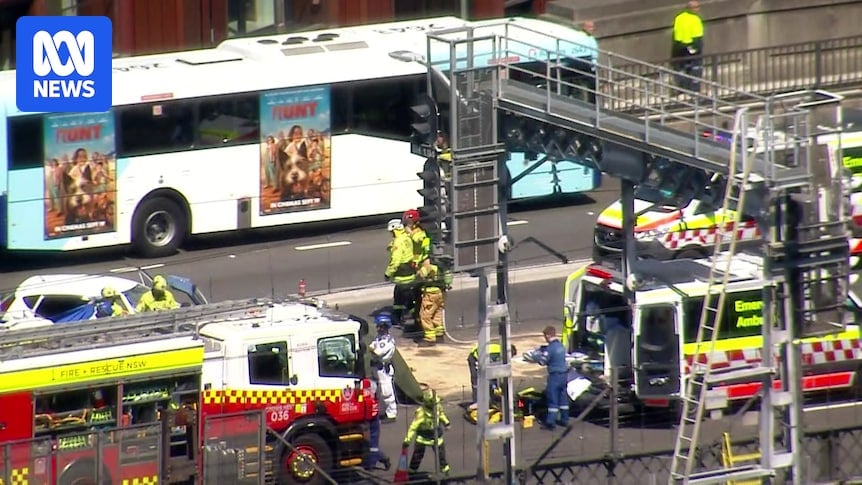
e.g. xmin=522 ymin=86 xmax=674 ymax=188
xmin=132 ymin=197 xmax=187 ymax=258
xmin=279 ymin=434 xmax=333 ymax=485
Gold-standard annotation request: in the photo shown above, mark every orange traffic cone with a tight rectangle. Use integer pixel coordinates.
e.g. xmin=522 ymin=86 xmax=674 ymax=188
xmin=393 ymin=445 xmax=410 ymax=483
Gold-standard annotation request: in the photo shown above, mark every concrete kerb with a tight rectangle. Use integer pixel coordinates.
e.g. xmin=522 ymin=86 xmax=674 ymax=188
xmin=314 ymin=259 xmax=592 ymax=306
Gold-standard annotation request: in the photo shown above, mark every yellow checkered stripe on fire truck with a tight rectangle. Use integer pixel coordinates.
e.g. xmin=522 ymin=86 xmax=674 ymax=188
xmin=202 ymin=388 xmax=361 ymax=405
xmin=0 ymin=467 xmax=29 ymax=485
xmin=122 ymin=476 xmax=158 ymax=485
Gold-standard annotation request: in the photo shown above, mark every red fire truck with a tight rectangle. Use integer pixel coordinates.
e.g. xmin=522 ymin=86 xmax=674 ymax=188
xmin=0 ymin=298 xmax=376 ymax=485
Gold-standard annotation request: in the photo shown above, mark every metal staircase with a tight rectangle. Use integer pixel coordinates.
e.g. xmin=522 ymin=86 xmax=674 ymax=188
xmin=0 ymin=297 xmax=335 ymax=361
xmin=669 ymin=110 xmax=776 ymax=484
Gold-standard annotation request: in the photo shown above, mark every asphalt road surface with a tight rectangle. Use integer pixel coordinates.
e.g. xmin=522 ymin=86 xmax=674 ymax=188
xmin=0 ymin=180 xmax=621 ymax=297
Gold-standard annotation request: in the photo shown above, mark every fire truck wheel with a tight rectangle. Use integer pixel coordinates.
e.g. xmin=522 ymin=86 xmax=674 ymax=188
xmin=58 ymin=461 xmax=111 ymax=485
xmin=280 ymin=433 xmax=333 ymax=484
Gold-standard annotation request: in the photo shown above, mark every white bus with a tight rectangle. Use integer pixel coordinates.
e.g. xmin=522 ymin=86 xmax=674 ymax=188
xmin=1 ymin=16 xmax=599 ymax=257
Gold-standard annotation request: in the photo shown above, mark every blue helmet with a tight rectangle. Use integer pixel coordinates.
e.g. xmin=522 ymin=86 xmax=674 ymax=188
xmin=374 ymin=313 xmax=392 ymax=327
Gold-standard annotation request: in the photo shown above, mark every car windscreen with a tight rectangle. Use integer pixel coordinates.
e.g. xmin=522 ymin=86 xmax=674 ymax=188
xmin=122 ymin=285 xmax=150 ymax=309
xmin=634 ymin=186 xmax=693 ymax=208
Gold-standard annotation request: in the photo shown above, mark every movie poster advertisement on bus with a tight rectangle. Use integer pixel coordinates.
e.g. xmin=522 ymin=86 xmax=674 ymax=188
xmin=259 ymin=86 xmax=332 ymax=215
xmin=42 ymin=113 xmax=117 ymax=240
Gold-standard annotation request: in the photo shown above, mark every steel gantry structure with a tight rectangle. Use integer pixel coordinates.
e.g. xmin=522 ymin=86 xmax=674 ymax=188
xmin=421 ymin=18 xmax=850 ymax=485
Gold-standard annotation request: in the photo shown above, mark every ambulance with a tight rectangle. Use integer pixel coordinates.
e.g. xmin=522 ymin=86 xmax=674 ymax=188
xmin=592 ymin=177 xmax=761 ymax=261
xmin=593 ymin=129 xmax=862 ymax=264
xmin=0 ymin=297 xmax=375 ymax=485
xmin=561 ymin=254 xmax=861 ymax=414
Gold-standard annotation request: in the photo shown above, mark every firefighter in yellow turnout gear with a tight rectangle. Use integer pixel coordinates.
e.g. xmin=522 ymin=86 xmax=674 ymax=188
xmin=136 ymin=275 xmax=180 ymax=313
xmin=416 ymin=258 xmax=446 ymax=346
xmin=385 ymin=219 xmax=417 ymax=326
xmin=403 ymin=389 xmax=451 ymax=476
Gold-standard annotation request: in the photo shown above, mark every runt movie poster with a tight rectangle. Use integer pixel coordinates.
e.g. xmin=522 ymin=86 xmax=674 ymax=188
xmin=259 ymin=86 xmax=332 ymax=215
xmin=43 ymin=113 xmax=117 ymax=240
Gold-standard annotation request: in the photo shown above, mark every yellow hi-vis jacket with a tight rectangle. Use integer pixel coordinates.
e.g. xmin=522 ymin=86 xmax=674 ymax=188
xmin=386 ymin=229 xmax=416 ymax=284
xmin=404 ymin=400 xmax=450 ymax=446
xmin=410 ymin=226 xmax=431 ymax=264
xmin=136 ymin=289 xmax=180 ymax=312
xmin=673 ymin=10 xmax=704 ymax=46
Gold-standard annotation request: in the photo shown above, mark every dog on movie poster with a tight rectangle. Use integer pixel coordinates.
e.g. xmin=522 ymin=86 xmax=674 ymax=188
xmin=276 ymin=124 xmax=310 ymax=201
xmin=62 ymin=148 xmax=94 ymax=225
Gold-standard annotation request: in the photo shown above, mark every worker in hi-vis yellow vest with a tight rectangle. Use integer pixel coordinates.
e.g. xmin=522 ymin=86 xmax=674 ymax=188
xmin=671 ymin=0 xmax=704 ymax=93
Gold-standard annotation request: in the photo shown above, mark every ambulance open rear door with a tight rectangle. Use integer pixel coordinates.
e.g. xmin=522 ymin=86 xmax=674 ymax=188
xmin=633 ymin=303 xmax=681 ymax=398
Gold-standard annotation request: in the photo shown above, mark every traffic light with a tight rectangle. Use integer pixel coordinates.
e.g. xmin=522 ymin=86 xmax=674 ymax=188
xmin=416 ymin=156 xmax=452 ymax=247
xmin=410 ymin=94 xmax=439 ymax=156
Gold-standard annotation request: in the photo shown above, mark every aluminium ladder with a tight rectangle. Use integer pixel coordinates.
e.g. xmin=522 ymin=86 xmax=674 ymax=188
xmin=669 ymin=110 xmax=776 ymax=484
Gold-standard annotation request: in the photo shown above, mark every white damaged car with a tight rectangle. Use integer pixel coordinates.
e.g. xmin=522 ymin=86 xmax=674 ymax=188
xmin=0 ymin=272 xmax=206 ymax=328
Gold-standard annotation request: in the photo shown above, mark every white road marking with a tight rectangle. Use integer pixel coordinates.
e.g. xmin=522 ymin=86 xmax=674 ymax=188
xmin=295 ymin=241 xmax=352 ymax=251
xmin=109 ymin=266 xmax=138 ymax=273
xmin=507 ymin=220 xmax=529 ymax=226
xmin=109 ymin=263 xmax=164 ymax=272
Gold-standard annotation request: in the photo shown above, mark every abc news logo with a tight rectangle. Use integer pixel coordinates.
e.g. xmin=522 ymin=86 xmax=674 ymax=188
xmin=32 ymin=30 xmax=97 ymax=98
xmin=16 ymin=16 xmax=113 ymax=113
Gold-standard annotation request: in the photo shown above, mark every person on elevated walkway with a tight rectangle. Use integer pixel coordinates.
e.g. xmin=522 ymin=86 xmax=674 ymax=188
xmin=671 ymin=0 xmax=704 ymax=93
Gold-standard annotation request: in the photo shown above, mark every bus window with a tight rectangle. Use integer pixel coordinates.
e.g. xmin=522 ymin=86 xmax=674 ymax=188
xmin=7 ymin=115 xmax=45 ymax=170
xmin=684 ymin=290 xmax=763 ymax=343
xmin=117 ymin=100 xmax=196 ymax=157
xmin=196 ymin=93 xmax=260 ymax=147
xmin=331 ymin=74 xmax=423 ymax=140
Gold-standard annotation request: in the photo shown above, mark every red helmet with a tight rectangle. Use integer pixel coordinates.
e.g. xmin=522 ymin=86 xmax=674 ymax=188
xmin=403 ymin=209 xmax=420 ymax=222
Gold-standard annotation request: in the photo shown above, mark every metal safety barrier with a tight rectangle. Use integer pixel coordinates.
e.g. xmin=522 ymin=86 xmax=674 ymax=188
xmin=441 ymin=424 xmax=862 ymax=485
xmin=610 ymin=34 xmax=862 ymax=113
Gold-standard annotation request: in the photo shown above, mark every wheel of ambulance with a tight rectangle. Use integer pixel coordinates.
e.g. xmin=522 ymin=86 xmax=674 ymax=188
xmin=676 ymin=247 xmax=707 ymax=260
xmin=131 ymin=196 xmax=187 ymax=258
xmin=279 ymin=433 xmax=334 ymax=485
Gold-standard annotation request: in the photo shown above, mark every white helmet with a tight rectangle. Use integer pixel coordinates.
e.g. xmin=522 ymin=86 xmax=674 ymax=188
xmin=387 ymin=218 xmax=404 ymax=231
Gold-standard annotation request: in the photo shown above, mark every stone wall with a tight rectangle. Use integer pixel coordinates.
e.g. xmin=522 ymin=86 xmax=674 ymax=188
xmin=545 ymin=0 xmax=862 ymax=62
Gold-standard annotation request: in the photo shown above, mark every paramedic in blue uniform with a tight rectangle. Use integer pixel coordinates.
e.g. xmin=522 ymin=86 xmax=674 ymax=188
xmin=537 ymin=325 xmax=569 ymax=429
xmin=671 ymin=0 xmax=704 ymax=92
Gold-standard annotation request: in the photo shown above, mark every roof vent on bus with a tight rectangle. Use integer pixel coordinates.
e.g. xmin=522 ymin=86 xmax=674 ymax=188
xmin=281 ymin=45 xmax=326 ymax=56
xmin=282 ymin=36 xmax=309 ymax=45
xmin=325 ymin=41 xmax=368 ymax=52
xmin=176 ymin=51 xmax=243 ymax=66
xmin=257 ymin=39 xmax=279 ymax=45
xmin=313 ymin=33 xmax=339 ymax=42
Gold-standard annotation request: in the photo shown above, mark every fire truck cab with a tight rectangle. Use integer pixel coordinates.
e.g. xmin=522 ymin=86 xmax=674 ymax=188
xmin=561 ymin=254 xmax=861 ymax=414
xmin=0 ymin=298 xmax=373 ymax=485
